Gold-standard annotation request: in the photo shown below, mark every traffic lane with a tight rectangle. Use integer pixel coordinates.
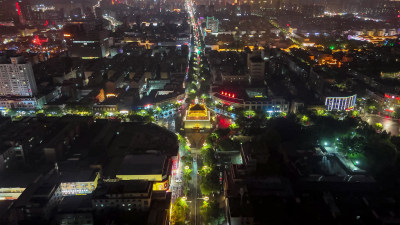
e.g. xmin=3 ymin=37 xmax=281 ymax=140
xmin=190 ymin=155 xmax=198 ymax=225
xmin=363 ymin=114 xmax=400 ymax=136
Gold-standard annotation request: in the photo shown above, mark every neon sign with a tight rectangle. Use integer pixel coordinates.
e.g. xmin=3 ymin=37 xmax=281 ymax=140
xmin=16 ymin=2 xmax=21 ymax=16
xmin=385 ymin=93 xmax=400 ymax=100
xmin=220 ymin=91 xmax=235 ymax=98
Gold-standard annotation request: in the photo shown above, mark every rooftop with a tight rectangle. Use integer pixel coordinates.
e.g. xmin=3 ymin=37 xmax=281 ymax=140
xmin=57 ymin=195 xmax=92 ymax=213
xmin=60 ymin=168 xmax=99 ymax=183
xmin=189 ymin=104 xmax=206 ymax=111
xmin=93 ymin=180 xmax=151 ymax=198
xmin=117 ymin=154 xmax=166 ymax=175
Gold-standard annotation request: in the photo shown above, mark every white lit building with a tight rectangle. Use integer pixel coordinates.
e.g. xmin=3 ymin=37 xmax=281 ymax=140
xmin=325 ymin=95 xmax=357 ymax=111
xmin=59 ymin=169 xmax=100 ymax=196
xmin=206 ymin=17 xmax=219 ymax=34
xmin=0 ymin=56 xmax=37 ymax=97
xmin=0 ymin=56 xmax=43 ymax=110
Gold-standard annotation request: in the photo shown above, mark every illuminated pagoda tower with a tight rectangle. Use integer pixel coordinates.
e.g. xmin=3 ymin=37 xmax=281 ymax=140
xmin=184 ymin=98 xmax=211 ymax=129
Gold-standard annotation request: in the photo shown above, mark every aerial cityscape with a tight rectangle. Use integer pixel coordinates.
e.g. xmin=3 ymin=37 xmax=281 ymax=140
xmin=1 ymin=0 xmax=400 ymax=224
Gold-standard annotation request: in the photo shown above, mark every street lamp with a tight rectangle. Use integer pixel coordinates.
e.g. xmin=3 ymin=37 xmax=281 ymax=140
xmin=185 ymin=166 xmax=190 ymax=170
xmin=204 ymin=196 xmax=209 ymax=201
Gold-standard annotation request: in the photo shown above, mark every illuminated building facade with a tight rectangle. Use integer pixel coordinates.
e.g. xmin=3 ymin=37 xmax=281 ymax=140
xmin=0 ymin=56 xmax=37 ymax=97
xmin=59 ymin=169 xmax=100 ymax=196
xmin=92 ymin=180 xmax=153 ymax=212
xmin=184 ymin=103 xmax=212 ymax=129
xmin=206 ymin=16 xmax=219 ymax=34
xmin=115 ymin=154 xmax=171 ymax=192
xmin=325 ymin=95 xmax=357 ymax=111
xmin=212 ymin=89 xmax=290 ymax=114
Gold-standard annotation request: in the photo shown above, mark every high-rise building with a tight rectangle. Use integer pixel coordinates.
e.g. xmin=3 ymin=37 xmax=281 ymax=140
xmin=0 ymin=56 xmax=37 ymax=97
xmin=70 ymin=30 xmax=110 ymax=59
xmin=198 ymin=5 xmax=206 ymax=18
xmin=206 ymin=16 xmax=219 ymax=33
xmin=248 ymin=52 xmax=265 ymax=85
xmin=0 ymin=0 xmax=13 ymax=21
xmin=16 ymin=0 xmax=33 ymax=24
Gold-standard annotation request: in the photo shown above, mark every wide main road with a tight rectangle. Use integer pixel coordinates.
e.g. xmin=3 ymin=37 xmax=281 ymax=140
xmin=362 ymin=114 xmax=400 ymax=136
xmin=188 ymin=153 xmax=201 ymax=225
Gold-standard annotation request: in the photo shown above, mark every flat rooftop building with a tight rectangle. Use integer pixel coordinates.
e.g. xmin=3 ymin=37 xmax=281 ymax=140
xmin=0 ymin=56 xmax=37 ymax=97
xmin=105 ymin=154 xmax=171 ymax=191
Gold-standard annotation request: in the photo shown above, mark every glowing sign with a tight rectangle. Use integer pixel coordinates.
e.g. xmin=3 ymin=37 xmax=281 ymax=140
xmin=106 ymin=93 xmax=117 ymax=98
xmin=16 ymin=2 xmax=21 ymax=16
xmin=220 ymin=91 xmax=236 ymax=99
xmin=385 ymin=93 xmax=400 ymax=100
xmin=325 ymin=95 xmax=357 ymax=111
xmin=32 ymin=35 xmax=48 ymax=46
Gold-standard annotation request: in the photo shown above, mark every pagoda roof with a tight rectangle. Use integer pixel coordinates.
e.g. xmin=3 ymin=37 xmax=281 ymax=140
xmin=190 ymin=104 xmax=206 ymax=111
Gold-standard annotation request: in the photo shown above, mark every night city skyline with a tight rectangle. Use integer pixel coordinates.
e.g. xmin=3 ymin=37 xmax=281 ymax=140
xmin=1 ymin=0 xmax=400 ymax=225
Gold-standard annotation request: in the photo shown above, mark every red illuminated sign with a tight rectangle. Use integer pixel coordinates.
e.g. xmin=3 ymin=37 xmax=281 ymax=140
xmin=385 ymin=93 xmax=400 ymax=100
xmin=16 ymin=2 xmax=21 ymax=16
xmin=220 ymin=91 xmax=236 ymax=98
xmin=32 ymin=35 xmax=48 ymax=46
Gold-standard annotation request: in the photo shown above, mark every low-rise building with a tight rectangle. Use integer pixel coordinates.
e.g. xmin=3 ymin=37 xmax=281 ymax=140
xmin=184 ymin=103 xmax=212 ymax=129
xmin=92 ymin=180 xmax=152 ymax=212
xmin=212 ymin=88 xmax=290 ymax=114
xmin=59 ymin=169 xmax=100 ymax=196
xmin=106 ymin=154 xmax=172 ymax=192
xmin=12 ymin=169 xmax=63 ymax=223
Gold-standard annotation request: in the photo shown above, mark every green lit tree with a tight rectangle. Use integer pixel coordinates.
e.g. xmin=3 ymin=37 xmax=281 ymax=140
xmin=171 ymin=198 xmax=188 ymax=225
xmin=200 ymin=169 xmax=220 ymax=196
xmin=200 ymin=200 xmax=224 ymax=225
xmin=393 ymin=108 xmax=400 ymax=119
xmin=181 ymin=155 xmax=193 ymax=168
xmin=374 ymin=123 xmax=383 ymax=132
